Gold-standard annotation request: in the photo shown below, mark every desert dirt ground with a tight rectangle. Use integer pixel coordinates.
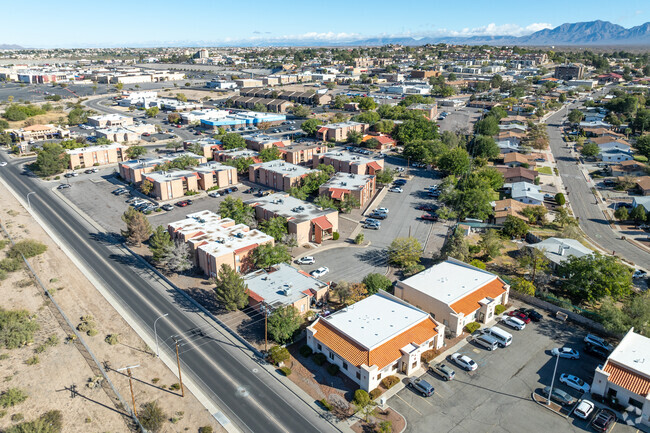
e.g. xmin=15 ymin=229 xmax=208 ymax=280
xmin=0 ymin=180 xmax=223 ymax=433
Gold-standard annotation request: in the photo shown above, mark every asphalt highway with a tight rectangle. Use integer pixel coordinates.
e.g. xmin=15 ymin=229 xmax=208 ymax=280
xmin=0 ymin=153 xmax=338 ymax=433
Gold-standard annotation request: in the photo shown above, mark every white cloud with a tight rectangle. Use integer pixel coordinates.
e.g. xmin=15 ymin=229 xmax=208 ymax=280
xmin=436 ymin=22 xmax=553 ymax=37
xmin=245 ymin=31 xmax=361 ymax=42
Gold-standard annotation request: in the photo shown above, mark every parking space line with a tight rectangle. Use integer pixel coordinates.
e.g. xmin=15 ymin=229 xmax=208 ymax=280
xmin=394 ymin=394 xmax=423 ymax=415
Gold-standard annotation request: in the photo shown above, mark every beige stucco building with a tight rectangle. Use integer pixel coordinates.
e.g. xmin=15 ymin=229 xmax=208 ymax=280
xmin=318 ymin=173 xmax=376 ymax=209
xmin=249 ymin=161 xmax=316 ymax=192
xmin=67 ymin=143 xmax=128 ymax=169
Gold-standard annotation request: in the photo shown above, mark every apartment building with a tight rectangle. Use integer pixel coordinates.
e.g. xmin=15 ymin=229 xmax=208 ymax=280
xmin=183 ymin=138 xmax=223 ymax=159
xmin=67 ymin=143 xmax=127 ymax=169
xmin=313 ymin=150 xmax=384 ymax=175
xmin=245 ymin=264 xmax=329 ymax=315
xmin=307 ymin=292 xmax=444 ymax=391
xmin=249 ymin=161 xmax=316 ymax=192
xmin=168 ymin=211 xmax=273 ymax=277
xmin=318 ymin=173 xmax=376 ymax=209
xmin=407 ymin=103 xmax=438 ymax=120
xmin=213 ymin=148 xmax=260 ymax=163
xmin=195 ymin=161 xmax=238 ymax=190
xmin=279 ymin=143 xmax=328 ymax=166
xmin=245 ymin=193 xmax=338 ymax=245
xmin=228 ymin=96 xmax=293 ymax=113
xmin=87 ymin=114 xmax=133 ymax=128
xmin=316 ymin=122 xmax=369 ymax=142
xmin=239 ymin=88 xmax=332 ymax=106
xmin=243 ymin=134 xmax=290 ymax=151
xmin=118 ymin=153 xmax=208 ymax=184
xmin=554 ymin=64 xmax=585 ymax=81
xmin=145 ymin=170 xmax=200 ymax=201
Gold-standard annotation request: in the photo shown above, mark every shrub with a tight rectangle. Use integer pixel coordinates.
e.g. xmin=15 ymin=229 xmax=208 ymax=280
xmin=381 ymin=376 xmax=399 ymax=389
xmin=104 ymin=334 xmax=119 ymax=345
xmin=77 ymin=315 xmax=96 ymax=336
xmin=0 ymin=270 xmax=6 ymax=281
xmin=11 ymin=413 xmax=24 ymax=422
xmin=0 ymin=354 xmax=8 ymax=360
xmin=320 ymin=398 xmax=333 ymax=411
xmin=354 ymin=233 xmax=364 ymax=244
xmin=0 ymin=309 xmax=39 ymax=349
xmin=138 ymin=401 xmax=167 ymax=433
xmin=25 ymin=355 xmax=39 ymax=365
xmin=0 ymin=410 xmax=5 ymax=418
xmin=327 ymin=364 xmax=340 ymax=376
xmin=199 ymin=427 xmax=214 ymax=433
xmin=332 ymin=231 xmax=340 ymax=240
xmin=268 ymin=346 xmax=290 ymax=365
xmin=468 ymin=245 xmax=481 ymax=254
xmin=0 ymin=258 xmax=22 ymax=272
xmin=420 ymin=350 xmax=436 ymax=363
xmin=87 ymin=329 xmax=98 ymax=337
xmin=312 ymin=352 xmax=326 ymax=366
xmin=555 ymin=193 xmax=566 ymax=206
xmin=353 ymin=389 xmax=370 ymax=406
xmin=279 ymin=367 xmax=292 ymax=376
xmin=7 ymin=240 xmax=47 ymax=259
xmin=151 ymin=378 xmax=160 ymax=384
xmin=495 ymin=304 xmax=506 ymax=315
xmin=464 ymin=322 xmax=481 ymax=334
xmin=169 ymin=383 xmax=180 ymax=391
xmin=370 ymin=388 xmax=384 ymax=400
xmin=299 ymin=345 xmax=312 ymax=357
xmin=0 ymin=388 xmax=28 ymax=408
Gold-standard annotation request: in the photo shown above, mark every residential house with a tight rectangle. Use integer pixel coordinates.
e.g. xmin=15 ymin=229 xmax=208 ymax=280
xmin=591 ymin=328 xmax=650 ymax=428
xmin=361 ymin=134 xmax=396 ymax=150
xmin=500 ymin=116 xmax=527 ymax=126
xmin=316 ymin=122 xmax=368 ymax=142
xmin=313 ymin=150 xmax=384 ymax=175
xmin=633 ymin=197 xmax=650 ymax=211
xmin=496 ymin=130 xmax=526 ymax=146
xmin=67 ymin=143 xmax=127 ymax=169
xmin=611 ymin=160 xmax=648 ymax=177
xmin=508 ymin=182 xmax=544 ymax=205
xmin=245 ymin=193 xmax=338 ymax=245
xmin=503 ymin=152 xmax=535 ymax=168
xmin=306 ymin=292 xmax=444 ymax=391
xmin=637 ymin=177 xmax=650 ymax=196
xmin=492 ymin=199 xmax=536 ymax=224
xmin=527 ymin=237 xmax=593 ymax=271
xmin=249 ymin=161 xmax=316 ymax=192
xmin=245 ymin=264 xmax=329 ymax=315
xmin=600 ymin=149 xmax=634 ymax=163
xmin=319 ymin=173 xmax=376 ymax=209
xmin=394 ymin=259 xmax=510 ymax=338
xmin=167 ymin=210 xmax=274 ymax=277
xmin=498 ymin=166 xmax=537 ymax=183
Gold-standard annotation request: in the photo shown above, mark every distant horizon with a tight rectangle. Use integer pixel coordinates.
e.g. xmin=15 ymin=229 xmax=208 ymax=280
xmin=2 ymin=0 xmax=649 ymax=48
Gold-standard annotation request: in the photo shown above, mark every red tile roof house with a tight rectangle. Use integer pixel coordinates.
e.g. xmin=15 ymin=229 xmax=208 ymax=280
xmin=393 ymin=259 xmax=510 ymax=338
xmin=591 ymin=328 xmax=650 ymax=429
xmin=306 ymin=291 xmax=444 ymax=392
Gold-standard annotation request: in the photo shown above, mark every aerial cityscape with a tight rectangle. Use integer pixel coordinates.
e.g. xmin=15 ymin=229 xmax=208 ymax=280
xmin=3 ymin=1 xmax=650 ymax=433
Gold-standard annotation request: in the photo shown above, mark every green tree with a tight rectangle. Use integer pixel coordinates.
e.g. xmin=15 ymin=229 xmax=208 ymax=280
xmin=140 ymin=179 xmax=153 ymax=196
xmin=469 ymin=259 xmax=486 ymax=269
xmin=357 ymin=97 xmax=377 ymax=111
xmin=145 ymin=107 xmax=159 ymax=118
xmin=176 ymin=93 xmax=188 ymax=102
xmin=501 ymin=216 xmax=529 ymax=238
xmin=219 ymin=197 xmax=255 ymax=225
xmin=251 ymin=244 xmax=291 ymax=270
xmin=614 ymin=206 xmax=629 ymax=221
xmin=373 ymin=119 xmax=395 ymax=134
xmin=213 ymin=264 xmax=249 ymax=311
xmin=568 ymin=109 xmax=584 ymax=124
xmin=138 ymin=401 xmax=166 ymax=433
xmin=346 ymin=130 xmax=363 ymax=145
xmin=375 ymin=169 xmax=395 ymax=184
xmin=126 ymin=145 xmax=146 ymax=159
xmin=362 ymin=273 xmax=392 ymax=295
xmin=161 ymin=240 xmax=192 ymax=273
xmin=302 ymin=119 xmax=323 ymax=137
xmin=314 ymin=195 xmax=337 ymax=210
xmin=165 ymin=141 xmax=183 ymax=152
xmin=259 ymin=147 xmax=282 ymax=162
xmin=395 ymin=116 xmax=438 ymax=144
xmin=490 ymin=74 xmax=503 ymax=89
xmin=221 ymin=133 xmax=246 ymax=149
xmin=437 ymin=147 xmax=470 ymax=175
xmin=631 ymin=205 xmax=647 ymax=225
xmin=291 ymin=104 xmax=311 ymax=117
xmin=517 ymin=247 xmax=549 ymax=287
xmin=511 ymin=277 xmax=535 ymax=296
xmin=268 ymin=306 xmax=302 ymax=344
xmin=559 ymin=253 xmax=632 ymax=303
xmin=289 ymin=187 xmax=308 ymax=200
xmin=260 ymin=217 xmax=288 ymax=242
xmin=440 ymin=227 xmax=469 ymax=261
xmin=473 ymin=116 xmax=499 ymax=136
xmin=121 ymin=207 xmax=152 ymax=247
xmin=580 ymin=141 xmax=599 ymax=157
xmin=34 ymin=143 xmax=69 ymax=176
xmin=340 ymin=194 xmax=360 ymax=213
xmin=636 ymin=134 xmax=650 ymax=159
xmin=478 ymin=229 xmax=503 ymax=260
xmin=387 ymin=237 xmax=422 ymax=269
xmin=224 ymin=157 xmax=254 ymax=174
xmin=149 ymin=225 xmax=173 ymax=263
xmin=631 ymin=109 xmax=650 ymax=134
xmin=555 ymin=193 xmax=566 ymax=206
xmin=468 ymin=135 xmax=499 ymax=159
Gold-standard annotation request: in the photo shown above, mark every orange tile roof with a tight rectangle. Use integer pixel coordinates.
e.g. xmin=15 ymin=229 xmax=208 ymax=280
xmin=248 ymin=289 xmax=264 ymax=303
xmin=637 ymin=176 xmax=650 ymax=191
xmin=449 ymin=279 xmax=507 ymax=316
xmin=312 ymin=317 xmax=438 ymax=369
xmin=367 ymin=161 xmax=382 ymax=171
xmin=329 ymin=188 xmax=348 ymax=200
xmin=312 ymin=215 xmax=333 ymax=230
xmin=604 ymin=361 xmax=650 ymax=396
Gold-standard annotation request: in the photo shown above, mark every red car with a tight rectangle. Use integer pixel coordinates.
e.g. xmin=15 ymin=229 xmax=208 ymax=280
xmin=421 ymin=214 xmax=438 ymax=221
xmin=508 ymin=311 xmax=531 ymax=324
xmin=176 ymin=200 xmax=189 ymax=207
xmin=417 ymin=204 xmax=436 ymax=211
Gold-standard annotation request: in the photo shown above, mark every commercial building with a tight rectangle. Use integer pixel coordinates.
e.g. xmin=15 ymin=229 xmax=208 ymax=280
xmin=245 ymin=193 xmax=338 ymax=245
xmin=168 ymin=211 xmax=274 ymax=277
xmin=394 ymin=259 xmax=509 ymax=338
xmin=87 ymin=114 xmax=133 ymax=128
xmin=316 ymin=122 xmax=369 ymax=142
xmin=554 ymin=64 xmax=585 ymax=81
xmin=206 ymin=80 xmax=237 ymax=89
xmin=249 ymin=161 xmax=316 ymax=192
xmin=279 ymin=143 xmax=328 ymax=166
xmin=306 ymin=292 xmax=444 ymax=391
xmin=9 ymin=124 xmax=70 ymax=142
xmin=201 ymin=112 xmax=286 ymax=131
xmin=239 ymin=88 xmax=331 ymax=106
xmin=118 ymin=153 xmax=207 ymax=184
xmin=410 ymin=70 xmax=442 ymax=79
xmin=407 ymin=103 xmax=438 ymax=120
xmin=95 ymin=124 xmax=156 ymax=143
xmin=245 ymin=263 xmax=329 ymax=315
xmin=592 ymin=328 xmax=650 ymax=427
xmin=227 ymin=96 xmax=292 ymax=113
xmin=318 ymin=173 xmax=376 ymax=209
xmin=67 ymin=143 xmax=127 ymax=169
xmin=313 ymin=150 xmax=384 ymax=175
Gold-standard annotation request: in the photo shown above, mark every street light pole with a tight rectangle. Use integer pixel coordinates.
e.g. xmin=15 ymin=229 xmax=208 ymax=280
xmin=153 ymin=313 xmax=169 ymax=358
xmin=547 ymin=353 xmax=560 ymax=406
xmin=26 ymin=191 xmax=35 ymax=208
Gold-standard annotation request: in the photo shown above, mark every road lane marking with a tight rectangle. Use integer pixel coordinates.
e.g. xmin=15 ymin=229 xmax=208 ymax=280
xmin=394 ymin=394 xmax=423 ymax=415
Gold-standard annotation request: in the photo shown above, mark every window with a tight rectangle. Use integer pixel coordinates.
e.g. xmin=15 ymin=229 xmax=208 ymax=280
xmin=429 ymin=340 xmax=434 ymax=348
xmin=356 ymin=372 xmax=361 ymax=379
xmin=342 ymin=362 xmax=348 ymax=370
xmin=412 ymin=361 xmax=417 ymax=369
xmin=392 ymin=363 xmax=399 ymax=371
xmin=630 ymin=398 xmax=643 ymax=409
xmin=329 ymin=351 xmax=334 ymax=360
xmin=317 ymin=343 xmax=322 ymax=351
xmin=607 ymin=389 xmax=617 ymax=398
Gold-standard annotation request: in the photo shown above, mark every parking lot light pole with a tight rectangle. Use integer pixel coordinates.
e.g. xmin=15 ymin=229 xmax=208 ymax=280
xmin=548 ymin=353 xmax=560 ymax=405
xmin=26 ymin=191 xmax=35 ymax=208
xmin=153 ymin=313 xmax=169 ymax=358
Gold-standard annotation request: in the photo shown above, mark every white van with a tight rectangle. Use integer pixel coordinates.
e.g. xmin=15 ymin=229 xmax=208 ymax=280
xmin=485 ymin=327 xmax=512 ymax=348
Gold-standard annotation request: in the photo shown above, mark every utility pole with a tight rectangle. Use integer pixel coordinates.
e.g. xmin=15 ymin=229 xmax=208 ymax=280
xmin=172 ymin=337 xmax=184 ymax=397
xmin=117 ymin=365 xmax=140 ymax=416
xmin=265 ymin=308 xmax=268 ymax=353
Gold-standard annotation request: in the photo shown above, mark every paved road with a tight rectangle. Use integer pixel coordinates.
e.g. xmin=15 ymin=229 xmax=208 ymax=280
xmin=545 ymin=107 xmax=650 ymax=269
xmin=0 ymin=153 xmax=339 ymax=433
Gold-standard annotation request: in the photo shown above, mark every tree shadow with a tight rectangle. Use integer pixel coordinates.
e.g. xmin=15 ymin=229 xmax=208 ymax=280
xmin=89 ymin=231 xmax=122 ymax=245
xmin=354 ymin=248 xmax=388 ymax=267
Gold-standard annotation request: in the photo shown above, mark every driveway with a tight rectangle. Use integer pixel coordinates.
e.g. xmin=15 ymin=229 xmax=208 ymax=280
xmin=545 ymin=106 xmax=650 ymax=270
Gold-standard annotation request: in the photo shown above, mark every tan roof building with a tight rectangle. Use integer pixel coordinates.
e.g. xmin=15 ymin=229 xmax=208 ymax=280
xmin=318 ymin=173 xmax=376 ymax=209
xmin=492 ymin=199 xmax=536 ymax=224
xmin=249 ymin=161 xmax=316 ymax=192
xmin=67 ymin=143 xmax=128 ymax=169
xmin=313 ymin=150 xmax=384 ymax=175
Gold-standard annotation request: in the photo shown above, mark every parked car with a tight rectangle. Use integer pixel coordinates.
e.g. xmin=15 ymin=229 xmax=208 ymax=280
xmin=0 ymin=162 xmax=7 ymax=167
xmin=421 ymin=213 xmax=438 ymax=221
xmin=551 ymin=347 xmax=580 ymax=360
xmin=161 ymin=204 xmax=174 ymax=211
xmin=176 ymin=200 xmax=189 ymax=207
xmin=310 ymin=267 xmax=329 ymax=278
xmin=407 ymin=377 xmax=435 ymax=397
xmin=559 ymin=374 xmax=590 ymax=393
xmin=522 ymin=308 xmax=543 ymax=322
xmin=584 ymin=334 xmax=614 ymax=352
xmin=84 ymin=168 xmax=98 ymax=174
xmin=501 ymin=316 xmax=526 ymax=330
xmin=231 ymin=186 xmax=239 ymax=192
xmin=208 ymin=191 xmax=221 ymax=198
xmin=573 ymin=399 xmax=595 ymax=419
xmin=185 ymin=199 xmax=193 ymax=205
xmin=369 ymin=211 xmax=387 ymax=219
xmin=374 ymin=207 xmax=389 ymax=214
xmin=389 ymin=187 xmax=403 ymax=193
xmin=507 ymin=311 xmax=531 ymax=323
xmin=541 ymin=386 xmax=576 ymax=406
xmin=57 ymin=184 xmax=71 ymax=189
xmin=394 ymin=179 xmax=407 ymax=186
xmin=64 ymin=172 xmax=78 ymax=178
xmin=450 ymin=353 xmax=477 ymax=371
xmin=584 ymin=343 xmax=611 ymax=359
xmin=363 ymin=222 xmax=380 ymax=230
xmin=430 ymin=363 xmax=455 ymax=381
xmin=296 ymin=256 xmax=315 ymax=265
xmin=634 ymin=270 xmax=647 ymax=279
xmin=590 ymin=409 xmax=617 ymax=432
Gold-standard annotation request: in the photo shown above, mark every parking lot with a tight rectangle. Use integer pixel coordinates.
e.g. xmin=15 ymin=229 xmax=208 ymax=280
xmin=389 ymin=310 xmax=638 ymax=433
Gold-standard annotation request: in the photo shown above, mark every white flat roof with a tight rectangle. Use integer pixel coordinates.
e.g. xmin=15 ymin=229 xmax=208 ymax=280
xmin=609 ymin=329 xmax=650 ymax=378
xmin=400 ymin=259 xmax=498 ymax=306
xmin=323 ymin=292 xmax=429 ymax=350
xmin=66 ymin=142 xmax=126 ymax=155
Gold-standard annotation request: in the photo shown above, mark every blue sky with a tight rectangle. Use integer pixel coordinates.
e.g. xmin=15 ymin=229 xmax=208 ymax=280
xmin=4 ymin=0 xmax=650 ymax=47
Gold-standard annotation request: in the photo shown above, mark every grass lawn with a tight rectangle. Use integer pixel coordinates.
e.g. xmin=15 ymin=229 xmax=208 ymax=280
xmin=536 ymin=166 xmax=553 ymax=175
